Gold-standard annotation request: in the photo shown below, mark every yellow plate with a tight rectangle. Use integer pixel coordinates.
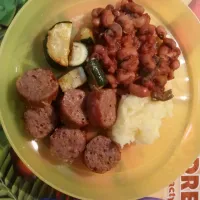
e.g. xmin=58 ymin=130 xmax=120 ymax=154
xmin=0 ymin=0 xmax=200 ymax=199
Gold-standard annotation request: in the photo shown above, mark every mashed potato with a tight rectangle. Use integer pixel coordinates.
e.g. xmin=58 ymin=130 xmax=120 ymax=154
xmin=111 ymin=95 xmax=173 ymax=148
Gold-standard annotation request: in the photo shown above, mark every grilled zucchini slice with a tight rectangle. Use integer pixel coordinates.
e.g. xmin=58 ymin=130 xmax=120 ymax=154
xmin=58 ymin=67 xmax=87 ymax=92
xmin=69 ymin=42 xmax=88 ymax=67
xmin=80 ymin=27 xmax=94 ymax=45
xmin=44 ymin=21 xmax=72 ymax=68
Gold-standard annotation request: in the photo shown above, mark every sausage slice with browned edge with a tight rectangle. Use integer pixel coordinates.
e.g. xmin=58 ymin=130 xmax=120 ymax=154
xmin=50 ymin=127 xmax=86 ymax=163
xmin=24 ymin=105 xmax=57 ymax=139
xmin=16 ymin=68 xmax=59 ymax=107
xmin=87 ymin=89 xmax=117 ymax=128
xmin=84 ymin=135 xmax=121 ymax=173
xmin=60 ymin=89 xmax=88 ymax=128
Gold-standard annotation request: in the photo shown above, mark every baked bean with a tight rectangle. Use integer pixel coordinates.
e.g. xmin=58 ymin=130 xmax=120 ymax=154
xmin=121 ymin=35 xmax=134 ymax=47
xmin=120 ymin=56 xmax=139 ymax=72
xmin=129 ymin=84 xmax=150 ymax=97
xmin=117 ymin=47 xmax=138 ymax=61
xmin=121 ymin=0 xmax=129 ymax=6
xmin=93 ymin=44 xmax=106 ymax=55
xmin=92 ymin=18 xmax=101 ymax=27
xmin=101 ymin=10 xmax=115 ymax=28
xmin=142 ymin=80 xmax=154 ymax=90
xmin=168 ymin=71 xmax=174 ymax=80
xmin=158 ymin=45 xmax=170 ymax=56
xmin=174 ymin=47 xmax=181 ymax=58
xmin=106 ymin=74 xmax=118 ymax=88
xmin=143 ymin=13 xmax=151 ymax=25
xmin=139 ymin=24 xmax=155 ymax=35
xmin=170 ymin=59 xmax=180 ymax=70
xmin=140 ymin=41 xmax=156 ymax=55
xmin=104 ymin=23 xmax=122 ymax=47
xmin=157 ymin=66 xmax=171 ymax=76
xmin=117 ymin=69 xmax=136 ymax=85
xmin=124 ymin=2 xmax=145 ymax=15
xmin=92 ymin=45 xmax=117 ymax=73
xmin=133 ymin=15 xmax=147 ymax=28
xmin=138 ymin=35 xmax=147 ymax=42
xmin=133 ymin=37 xmax=141 ymax=49
xmin=163 ymin=38 xmax=177 ymax=49
xmin=159 ymin=58 xmax=170 ymax=67
xmin=92 ymin=8 xmax=103 ymax=18
xmin=154 ymin=75 xmax=168 ymax=87
xmin=157 ymin=60 xmax=171 ymax=75
xmin=104 ymin=31 xmax=116 ymax=47
xmin=107 ymin=46 xmax=118 ymax=57
xmin=140 ymin=54 xmax=156 ymax=71
xmin=106 ymin=4 xmax=114 ymax=10
xmin=156 ymin=25 xmax=167 ymax=39
xmin=113 ymin=9 xmax=121 ymax=17
xmin=116 ymin=13 xmax=134 ymax=34
xmin=109 ymin=23 xmax=123 ymax=39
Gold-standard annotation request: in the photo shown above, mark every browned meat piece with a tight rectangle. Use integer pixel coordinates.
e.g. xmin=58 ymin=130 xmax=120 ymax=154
xmin=16 ymin=68 xmax=59 ymax=107
xmin=60 ymin=89 xmax=88 ymax=128
xmin=50 ymin=127 xmax=86 ymax=163
xmin=87 ymin=89 xmax=117 ymax=129
xmin=24 ymin=105 xmax=57 ymax=139
xmin=84 ymin=135 xmax=121 ymax=173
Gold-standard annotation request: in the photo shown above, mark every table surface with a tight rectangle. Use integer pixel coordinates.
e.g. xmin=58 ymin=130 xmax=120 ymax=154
xmin=0 ymin=0 xmax=199 ymax=200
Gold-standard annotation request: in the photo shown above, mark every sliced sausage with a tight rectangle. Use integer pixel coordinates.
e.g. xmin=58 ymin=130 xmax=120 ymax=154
xmin=50 ymin=127 xmax=86 ymax=163
xmin=24 ymin=105 xmax=57 ymax=139
xmin=16 ymin=68 xmax=59 ymax=107
xmin=60 ymin=89 xmax=88 ymax=128
xmin=87 ymin=89 xmax=117 ymax=129
xmin=84 ymin=135 xmax=121 ymax=173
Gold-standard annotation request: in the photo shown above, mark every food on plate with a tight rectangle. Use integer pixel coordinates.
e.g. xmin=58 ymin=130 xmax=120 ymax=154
xmin=112 ymin=95 xmax=173 ymax=148
xmin=24 ymin=105 xmax=57 ymax=139
xmin=87 ymin=89 xmax=117 ymax=128
xmin=151 ymin=89 xmax=174 ymax=101
xmin=90 ymin=0 xmax=181 ymax=100
xmin=50 ymin=127 xmax=86 ymax=163
xmin=80 ymin=27 xmax=95 ymax=45
xmin=85 ymin=58 xmax=108 ymax=89
xmin=68 ymin=42 xmax=88 ymax=66
xmin=58 ymin=67 xmax=87 ymax=92
xmin=60 ymin=89 xmax=88 ymax=128
xmin=16 ymin=68 xmax=59 ymax=107
xmin=16 ymin=0 xmax=182 ymax=173
xmin=84 ymin=136 xmax=121 ymax=173
xmin=44 ymin=21 xmax=72 ymax=68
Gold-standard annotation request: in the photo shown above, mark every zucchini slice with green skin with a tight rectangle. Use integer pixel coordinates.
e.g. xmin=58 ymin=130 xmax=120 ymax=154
xmin=85 ymin=59 xmax=107 ymax=89
xmin=80 ymin=27 xmax=94 ymax=45
xmin=69 ymin=42 xmax=88 ymax=67
xmin=58 ymin=67 xmax=87 ymax=92
xmin=44 ymin=21 xmax=72 ymax=69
